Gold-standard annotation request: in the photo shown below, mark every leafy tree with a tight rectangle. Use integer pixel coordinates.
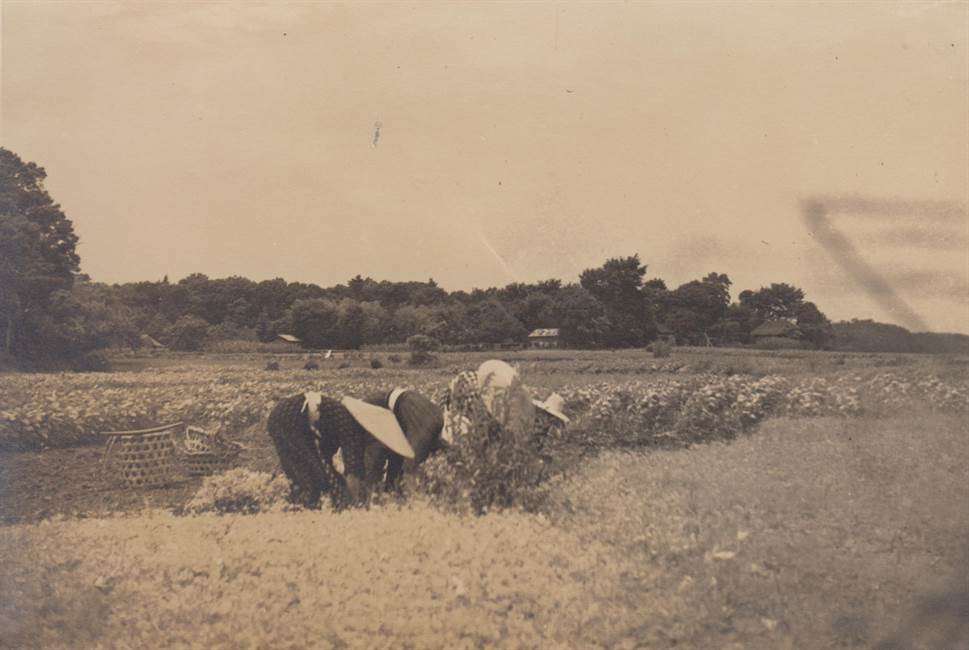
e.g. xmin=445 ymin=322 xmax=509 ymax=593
xmin=739 ymin=283 xmax=832 ymax=349
xmin=164 ymin=315 xmax=210 ymax=351
xmin=714 ymin=303 xmax=758 ymax=344
xmin=465 ymin=299 xmax=526 ymax=344
xmin=554 ymin=285 xmax=611 ymax=348
xmin=288 ymin=299 xmax=341 ymax=349
xmin=739 ymin=283 xmax=806 ymax=323
xmin=0 ymin=149 xmax=81 ymax=358
xmin=795 ymin=301 xmax=833 ymax=349
xmin=579 ymin=255 xmax=655 ymax=346
xmin=664 ymin=273 xmax=732 ymax=345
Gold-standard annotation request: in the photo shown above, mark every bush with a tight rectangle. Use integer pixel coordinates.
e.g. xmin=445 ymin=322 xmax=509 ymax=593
xmin=265 ymin=360 xmax=280 ymax=371
xmin=71 ymin=351 xmax=112 ymax=373
xmin=303 ymin=359 xmax=320 ymax=370
xmin=165 ymin=316 xmax=210 ymax=352
xmin=388 ymin=354 xmax=401 ymax=364
xmin=407 ymin=334 xmax=441 ymax=353
xmin=408 ymin=374 xmax=554 ymax=514
xmin=651 ymin=340 xmax=673 ymax=358
xmin=338 ymin=361 xmax=351 ymax=369
xmin=370 ymin=358 xmax=383 ymax=369
xmin=408 ymin=350 xmax=438 ymax=366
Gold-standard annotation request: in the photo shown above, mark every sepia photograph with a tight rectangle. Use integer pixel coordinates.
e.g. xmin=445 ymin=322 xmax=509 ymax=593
xmin=1 ymin=2 xmax=967 ymax=648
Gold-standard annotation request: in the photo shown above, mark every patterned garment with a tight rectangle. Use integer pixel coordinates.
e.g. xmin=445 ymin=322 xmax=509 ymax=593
xmin=267 ymin=393 xmax=371 ymax=509
xmin=441 ymin=371 xmax=565 ymax=450
xmin=440 ymin=371 xmax=492 ymax=443
xmin=361 ymin=388 xmax=444 ymax=490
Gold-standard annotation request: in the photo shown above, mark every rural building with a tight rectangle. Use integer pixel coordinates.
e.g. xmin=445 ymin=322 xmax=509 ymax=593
xmin=139 ymin=334 xmax=165 ymax=349
xmin=528 ymin=328 xmax=560 ymax=349
xmin=276 ymin=334 xmax=302 ymax=345
xmin=751 ymin=320 xmax=802 ymax=340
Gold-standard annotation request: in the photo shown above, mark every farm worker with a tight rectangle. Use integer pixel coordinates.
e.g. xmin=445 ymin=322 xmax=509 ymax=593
xmin=361 ymin=387 xmax=444 ymax=491
xmin=440 ymin=360 xmax=569 ymax=450
xmin=267 ymin=388 xmax=441 ymax=509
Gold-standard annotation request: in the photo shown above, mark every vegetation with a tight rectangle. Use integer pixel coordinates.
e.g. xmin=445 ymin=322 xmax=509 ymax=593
xmin=1 ymin=146 xmax=963 ymax=366
xmin=2 ymin=410 xmax=966 ymax=649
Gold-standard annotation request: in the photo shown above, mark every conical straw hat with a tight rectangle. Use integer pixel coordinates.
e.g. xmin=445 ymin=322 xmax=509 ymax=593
xmin=341 ymin=397 xmax=416 ymax=459
xmin=533 ymin=393 xmax=570 ymax=423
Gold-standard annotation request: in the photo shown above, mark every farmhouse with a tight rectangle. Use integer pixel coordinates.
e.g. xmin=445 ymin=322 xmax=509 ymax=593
xmin=528 ymin=328 xmax=560 ymax=349
xmin=139 ymin=334 xmax=165 ymax=349
xmin=276 ymin=334 xmax=302 ymax=345
xmin=751 ymin=320 xmax=801 ymax=340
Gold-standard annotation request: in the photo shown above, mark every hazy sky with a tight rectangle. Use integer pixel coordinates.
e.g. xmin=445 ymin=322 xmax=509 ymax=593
xmin=2 ymin=2 xmax=967 ymax=332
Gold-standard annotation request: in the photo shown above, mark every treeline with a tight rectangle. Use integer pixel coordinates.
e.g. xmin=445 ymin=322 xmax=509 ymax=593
xmin=831 ymin=320 xmax=969 ymax=355
xmin=47 ymin=256 xmax=836 ymax=353
xmin=2 ymin=146 xmax=963 ymax=369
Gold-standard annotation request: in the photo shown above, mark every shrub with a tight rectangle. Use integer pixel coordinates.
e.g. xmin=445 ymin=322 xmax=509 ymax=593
xmin=651 ymin=340 xmax=673 ymax=358
xmin=165 ymin=316 xmax=210 ymax=352
xmin=408 ymin=374 xmax=553 ymax=514
xmin=407 ymin=334 xmax=441 ymax=353
xmin=388 ymin=354 xmax=401 ymax=364
xmin=338 ymin=361 xmax=352 ymax=369
xmin=303 ymin=359 xmax=320 ymax=370
xmin=408 ymin=350 xmax=437 ymax=366
xmin=370 ymin=358 xmax=383 ymax=369
xmin=71 ymin=351 xmax=112 ymax=373
xmin=265 ymin=360 xmax=280 ymax=371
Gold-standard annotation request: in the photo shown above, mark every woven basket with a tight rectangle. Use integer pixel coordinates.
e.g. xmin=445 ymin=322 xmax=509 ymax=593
xmin=101 ymin=422 xmax=181 ymax=488
xmin=181 ymin=426 xmax=243 ymax=477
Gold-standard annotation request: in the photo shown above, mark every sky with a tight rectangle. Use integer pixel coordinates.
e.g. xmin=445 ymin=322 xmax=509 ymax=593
xmin=2 ymin=1 xmax=967 ymax=333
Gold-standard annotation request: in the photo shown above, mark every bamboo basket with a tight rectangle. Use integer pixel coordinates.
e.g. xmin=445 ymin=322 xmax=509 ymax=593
xmin=181 ymin=426 xmax=243 ymax=476
xmin=101 ymin=422 xmax=181 ymax=488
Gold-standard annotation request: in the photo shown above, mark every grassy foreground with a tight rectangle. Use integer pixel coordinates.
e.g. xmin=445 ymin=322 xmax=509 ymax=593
xmin=2 ymin=412 xmax=967 ymax=649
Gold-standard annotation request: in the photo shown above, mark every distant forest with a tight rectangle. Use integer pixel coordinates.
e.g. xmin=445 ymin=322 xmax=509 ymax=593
xmin=16 ymin=264 xmax=969 ymax=360
xmin=2 ymin=146 xmax=966 ymax=369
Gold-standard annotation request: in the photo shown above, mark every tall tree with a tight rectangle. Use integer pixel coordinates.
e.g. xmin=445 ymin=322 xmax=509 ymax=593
xmin=579 ymin=255 xmax=655 ymax=346
xmin=739 ymin=283 xmax=806 ymax=323
xmin=0 ymin=149 xmax=81 ymax=358
xmin=665 ymin=273 xmax=732 ymax=345
xmin=554 ymin=285 xmax=611 ymax=348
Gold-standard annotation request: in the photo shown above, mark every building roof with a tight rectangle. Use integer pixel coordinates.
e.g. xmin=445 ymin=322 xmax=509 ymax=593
xmin=277 ymin=334 xmax=302 ymax=343
xmin=751 ymin=320 xmax=800 ymax=337
xmin=139 ymin=334 xmax=165 ymax=348
xmin=528 ymin=328 xmax=560 ymax=338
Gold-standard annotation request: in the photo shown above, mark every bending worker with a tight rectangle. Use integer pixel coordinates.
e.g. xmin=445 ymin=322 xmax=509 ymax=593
xmin=267 ymin=387 xmax=442 ymax=509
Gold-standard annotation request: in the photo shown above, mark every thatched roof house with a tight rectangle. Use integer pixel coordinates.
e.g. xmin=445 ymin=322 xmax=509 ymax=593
xmin=276 ymin=334 xmax=302 ymax=345
xmin=139 ymin=334 xmax=165 ymax=349
xmin=751 ymin=320 xmax=801 ymax=339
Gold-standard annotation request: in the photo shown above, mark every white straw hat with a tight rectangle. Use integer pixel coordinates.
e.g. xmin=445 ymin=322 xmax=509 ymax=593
xmin=475 ymin=360 xmax=535 ymax=431
xmin=341 ymin=397 xmax=416 ymax=459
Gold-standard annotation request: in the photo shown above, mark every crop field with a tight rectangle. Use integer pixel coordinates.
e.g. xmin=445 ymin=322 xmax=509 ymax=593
xmin=1 ymin=348 xmax=968 ymax=649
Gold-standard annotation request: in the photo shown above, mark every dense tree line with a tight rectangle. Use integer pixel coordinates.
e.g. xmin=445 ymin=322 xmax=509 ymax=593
xmin=5 ymin=146 xmax=963 ymax=366
xmin=37 ymin=260 xmax=838 ymax=353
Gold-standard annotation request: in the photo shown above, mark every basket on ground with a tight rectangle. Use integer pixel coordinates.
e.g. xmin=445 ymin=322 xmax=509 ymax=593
xmin=101 ymin=422 xmax=181 ymax=488
xmin=181 ymin=426 xmax=243 ymax=476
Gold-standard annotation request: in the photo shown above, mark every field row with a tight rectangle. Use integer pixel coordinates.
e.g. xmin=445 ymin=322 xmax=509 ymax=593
xmin=1 ymin=367 xmax=966 ymax=451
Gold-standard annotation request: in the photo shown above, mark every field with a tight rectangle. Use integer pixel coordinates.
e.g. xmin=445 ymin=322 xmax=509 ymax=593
xmin=1 ymin=348 xmax=968 ymax=649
